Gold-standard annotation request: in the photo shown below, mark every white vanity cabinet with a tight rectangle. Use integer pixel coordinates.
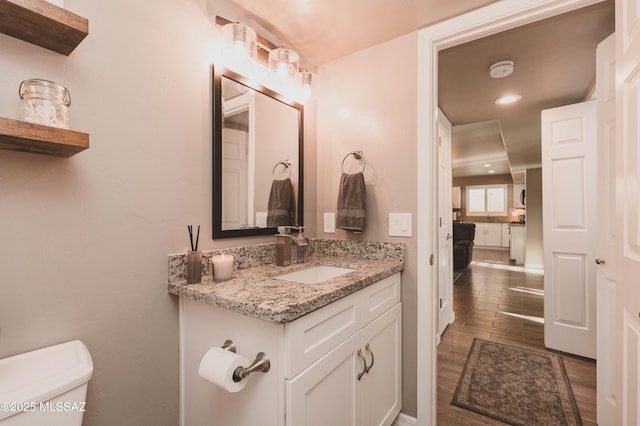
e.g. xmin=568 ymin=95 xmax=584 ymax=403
xmin=179 ymin=272 xmax=402 ymax=426
xmin=286 ymin=303 xmax=402 ymax=426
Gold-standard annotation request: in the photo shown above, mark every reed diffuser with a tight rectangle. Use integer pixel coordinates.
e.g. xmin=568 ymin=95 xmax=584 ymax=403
xmin=187 ymin=225 xmax=201 ymax=284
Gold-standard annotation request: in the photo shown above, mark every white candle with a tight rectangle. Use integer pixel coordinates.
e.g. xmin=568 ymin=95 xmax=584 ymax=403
xmin=212 ymin=254 xmax=234 ymax=282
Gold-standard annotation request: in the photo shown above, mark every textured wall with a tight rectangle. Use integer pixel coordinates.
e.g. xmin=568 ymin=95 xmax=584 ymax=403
xmin=0 ymin=0 xmax=316 ymax=424
xmin=525 ymin=167 xmax=544 ymax=268
xmin=317 ymin=32 xmax=419 ymax=417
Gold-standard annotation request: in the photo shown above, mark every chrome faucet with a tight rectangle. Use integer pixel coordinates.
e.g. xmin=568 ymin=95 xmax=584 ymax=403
xmin=275 ymin=226 xmax=308 ymax=266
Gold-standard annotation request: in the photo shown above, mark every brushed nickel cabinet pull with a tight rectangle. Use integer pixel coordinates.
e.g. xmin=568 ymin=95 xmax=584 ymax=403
xmin=357 ymin=349 xmax=366 ymax=380
xmin=364 ymin=343 xmax=375 ymax=374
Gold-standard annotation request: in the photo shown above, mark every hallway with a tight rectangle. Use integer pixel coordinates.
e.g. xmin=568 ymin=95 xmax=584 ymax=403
xmin=436 ymin=248 xmax=597 ymax=425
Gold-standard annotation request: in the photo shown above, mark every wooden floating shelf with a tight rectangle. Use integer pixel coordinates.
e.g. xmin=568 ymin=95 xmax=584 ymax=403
xmin=0 ymin=117 xmax=89 ymax=157
xmin=0 ymin=0 xmax=89 ymax=55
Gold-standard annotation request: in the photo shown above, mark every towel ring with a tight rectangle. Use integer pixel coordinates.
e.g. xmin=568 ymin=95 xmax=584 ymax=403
xmin=341 ymin=150 xmax=366 ymax=174
xmin=272 ymin=159 xmax=292 ymax=179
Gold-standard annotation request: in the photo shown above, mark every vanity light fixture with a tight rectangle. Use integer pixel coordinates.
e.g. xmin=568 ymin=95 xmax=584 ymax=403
xmin=220 ymin=22 xmax=257 ymax=61
xmin=495 ymin=94 xmax=522 ymax=105
xmin=299 ymin=69 xmax=317 ymax=100
xmin=215 ymin=16 xmax=318 ymax=103
xmin=269 ymin=48 xmax=300 ymax=78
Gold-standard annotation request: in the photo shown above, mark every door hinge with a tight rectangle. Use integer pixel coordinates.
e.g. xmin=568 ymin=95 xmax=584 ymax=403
xmin=439 ymin=298 xmax=443 ymax=309
xmin=430 ymin=254 xmax=434 ymax=265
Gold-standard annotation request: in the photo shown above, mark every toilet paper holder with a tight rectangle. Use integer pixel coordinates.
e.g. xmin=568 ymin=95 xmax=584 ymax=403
xmin=221 ymin=339 xmax=270 ymax=382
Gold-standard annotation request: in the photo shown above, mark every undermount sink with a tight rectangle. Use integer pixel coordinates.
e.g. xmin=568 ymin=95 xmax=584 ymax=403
xmin=274 ymin=265 xmax=355 ymax=284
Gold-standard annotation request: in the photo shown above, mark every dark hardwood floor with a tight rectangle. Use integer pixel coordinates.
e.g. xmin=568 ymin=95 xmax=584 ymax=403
xmin=437 ymin=248 xmax=597 ymax=425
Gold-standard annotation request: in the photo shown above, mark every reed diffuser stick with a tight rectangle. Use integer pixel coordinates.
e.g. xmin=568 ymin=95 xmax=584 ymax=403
xmin=187 ymin=225 xmax=200 ymax=252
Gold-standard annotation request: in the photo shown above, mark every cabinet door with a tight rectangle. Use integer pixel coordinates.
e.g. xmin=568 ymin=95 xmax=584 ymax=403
xmin=286 ymin=333 xmax=361 ymax=426
xmin=473 ymin=223 xmax=486 ymax=246
xmin=501 ymin=223 xmax=510 ymax=247
xmin=360 ymin=303 xmax=402 ymax=426
xmin=485 ymin=223 xmax=502 ymax=247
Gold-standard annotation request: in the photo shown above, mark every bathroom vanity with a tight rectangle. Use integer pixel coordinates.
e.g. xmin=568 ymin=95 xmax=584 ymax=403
xmin=168 ymin=240 xmax=404 ymax=426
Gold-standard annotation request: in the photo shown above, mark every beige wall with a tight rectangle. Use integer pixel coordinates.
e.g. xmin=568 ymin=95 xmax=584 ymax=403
xmin=0 ymin=1 xmax=317 ymax=425
xmin=525 ymin=168 xmax=544 ymax=268
xmin=317 ymin=32 xmax=419 ymax=416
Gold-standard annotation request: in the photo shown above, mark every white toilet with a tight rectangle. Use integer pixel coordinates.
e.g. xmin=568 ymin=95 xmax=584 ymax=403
xmin=0 ymin=340 xmax=93 ymax=425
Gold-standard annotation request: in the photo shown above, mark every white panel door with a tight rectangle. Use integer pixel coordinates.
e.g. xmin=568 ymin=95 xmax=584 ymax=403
xmin=541 ymin=101 xmax=597 ymax=359
xmin=615 ymin=0 xmax=640 ymax=423
xmin=437 ymin=110 xmax=453 ymax=339
xmin=596 ymin=33 xmax=617 ymax=426
xmin=222 ymin=128 xmax=248 ymax=229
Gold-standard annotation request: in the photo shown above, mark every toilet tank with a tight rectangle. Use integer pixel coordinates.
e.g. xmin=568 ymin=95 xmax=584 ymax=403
xmin=0 ymin=340 xmax=93 ymax=426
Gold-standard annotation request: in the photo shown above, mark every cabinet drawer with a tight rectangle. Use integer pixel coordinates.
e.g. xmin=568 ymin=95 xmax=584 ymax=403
xmin=284 ymin=293 xmax=361 ymax=378
xmin=361 ymin=273 xmax=401 ymax=326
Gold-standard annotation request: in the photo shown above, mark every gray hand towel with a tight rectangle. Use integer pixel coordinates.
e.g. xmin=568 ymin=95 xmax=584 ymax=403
xmin=267 ymin=178 xmax=294 ymax=227
xmin=336 ymin=172 xmax=366 ymax=232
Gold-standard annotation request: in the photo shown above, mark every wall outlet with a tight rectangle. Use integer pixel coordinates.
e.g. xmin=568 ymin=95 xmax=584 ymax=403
xmin=389 ymin=213 xmax=413 ymax=237
xmin=324 ymin=213 xmax=336 ymax=233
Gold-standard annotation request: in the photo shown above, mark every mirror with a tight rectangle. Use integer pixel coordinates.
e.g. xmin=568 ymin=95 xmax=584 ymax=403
xmin=212 ymin=67 xmax=304 ymax=239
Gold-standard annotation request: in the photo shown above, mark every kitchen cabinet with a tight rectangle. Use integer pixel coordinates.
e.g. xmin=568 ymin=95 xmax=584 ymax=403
xmin=501 ymin=223 xmax=510 ymax=247
xmin=474 ymin=223 xmax=504 ymax=247
xmin=180 ymin=273 xmax=402 ymax=426
xmin=509 ymin=225 xmax=526 ymax=264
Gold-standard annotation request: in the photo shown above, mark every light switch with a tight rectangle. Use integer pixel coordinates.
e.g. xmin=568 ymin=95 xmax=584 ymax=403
xmin=324 ymin=212 xmax=336 ymax=233
xmin=389 ymin=213 xmax=413 ymax=237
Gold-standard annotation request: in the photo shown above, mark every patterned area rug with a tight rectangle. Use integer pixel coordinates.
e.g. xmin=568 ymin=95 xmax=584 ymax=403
xmin=452 ymin=338 xmax=582 ymax=426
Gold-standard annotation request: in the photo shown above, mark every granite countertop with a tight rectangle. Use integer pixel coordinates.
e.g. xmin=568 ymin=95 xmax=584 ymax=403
xmin=167 ymin=239 xmax=404 ymax=324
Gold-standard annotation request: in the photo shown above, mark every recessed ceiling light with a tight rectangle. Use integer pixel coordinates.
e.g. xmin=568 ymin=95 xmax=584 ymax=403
xmin=483 ymin=163 xmax=491 ymax=167
xmin=488 ymin=170 xmax=495 ymax=174
xmin=495 ymin=94 xmax=522 ymax=105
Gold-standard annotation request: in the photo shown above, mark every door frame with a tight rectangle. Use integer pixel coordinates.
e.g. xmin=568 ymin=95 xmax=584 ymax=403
xmin=416 ymin=0 xmax=606 ymax=424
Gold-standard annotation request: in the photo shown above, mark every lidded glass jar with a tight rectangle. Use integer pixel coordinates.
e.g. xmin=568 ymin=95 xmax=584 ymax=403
xmin=19 ymin=79 xmax=71 ymax=129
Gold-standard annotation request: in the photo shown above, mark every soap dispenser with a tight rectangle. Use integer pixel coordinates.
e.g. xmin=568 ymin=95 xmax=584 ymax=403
xmin=275 ymin=228 xmax=292 ymax=266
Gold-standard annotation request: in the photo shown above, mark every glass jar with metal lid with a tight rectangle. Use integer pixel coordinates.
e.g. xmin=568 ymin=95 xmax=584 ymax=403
xmin=19 ymin=79 xmax=71 ymax=129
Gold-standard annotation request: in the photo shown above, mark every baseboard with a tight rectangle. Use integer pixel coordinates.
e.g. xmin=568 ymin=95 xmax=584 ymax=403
xmin=524 ymin=263 xmax=544 ymax=270
xmin=393 ymin=412 xmax=418 ymax=426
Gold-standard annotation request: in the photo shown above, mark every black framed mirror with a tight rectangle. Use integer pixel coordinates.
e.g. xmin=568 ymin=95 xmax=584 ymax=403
xmin=212 ymin=66 xmax=304 ymax=239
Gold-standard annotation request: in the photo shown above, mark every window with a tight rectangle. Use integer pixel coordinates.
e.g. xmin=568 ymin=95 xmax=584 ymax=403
xmin=466 ymin=184 xmax=507 ymax=216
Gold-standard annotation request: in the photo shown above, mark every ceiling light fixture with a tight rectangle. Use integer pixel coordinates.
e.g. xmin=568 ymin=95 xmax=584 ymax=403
xmin=488 ymin=170 xmax=495 ymax=174
xmin=490 ymin=60 xmax=514 ymax=79
xmin=495 ymin=94 xmax=522 ymax=105
xmin=483 ymin=163 xmax=491 ymax=167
